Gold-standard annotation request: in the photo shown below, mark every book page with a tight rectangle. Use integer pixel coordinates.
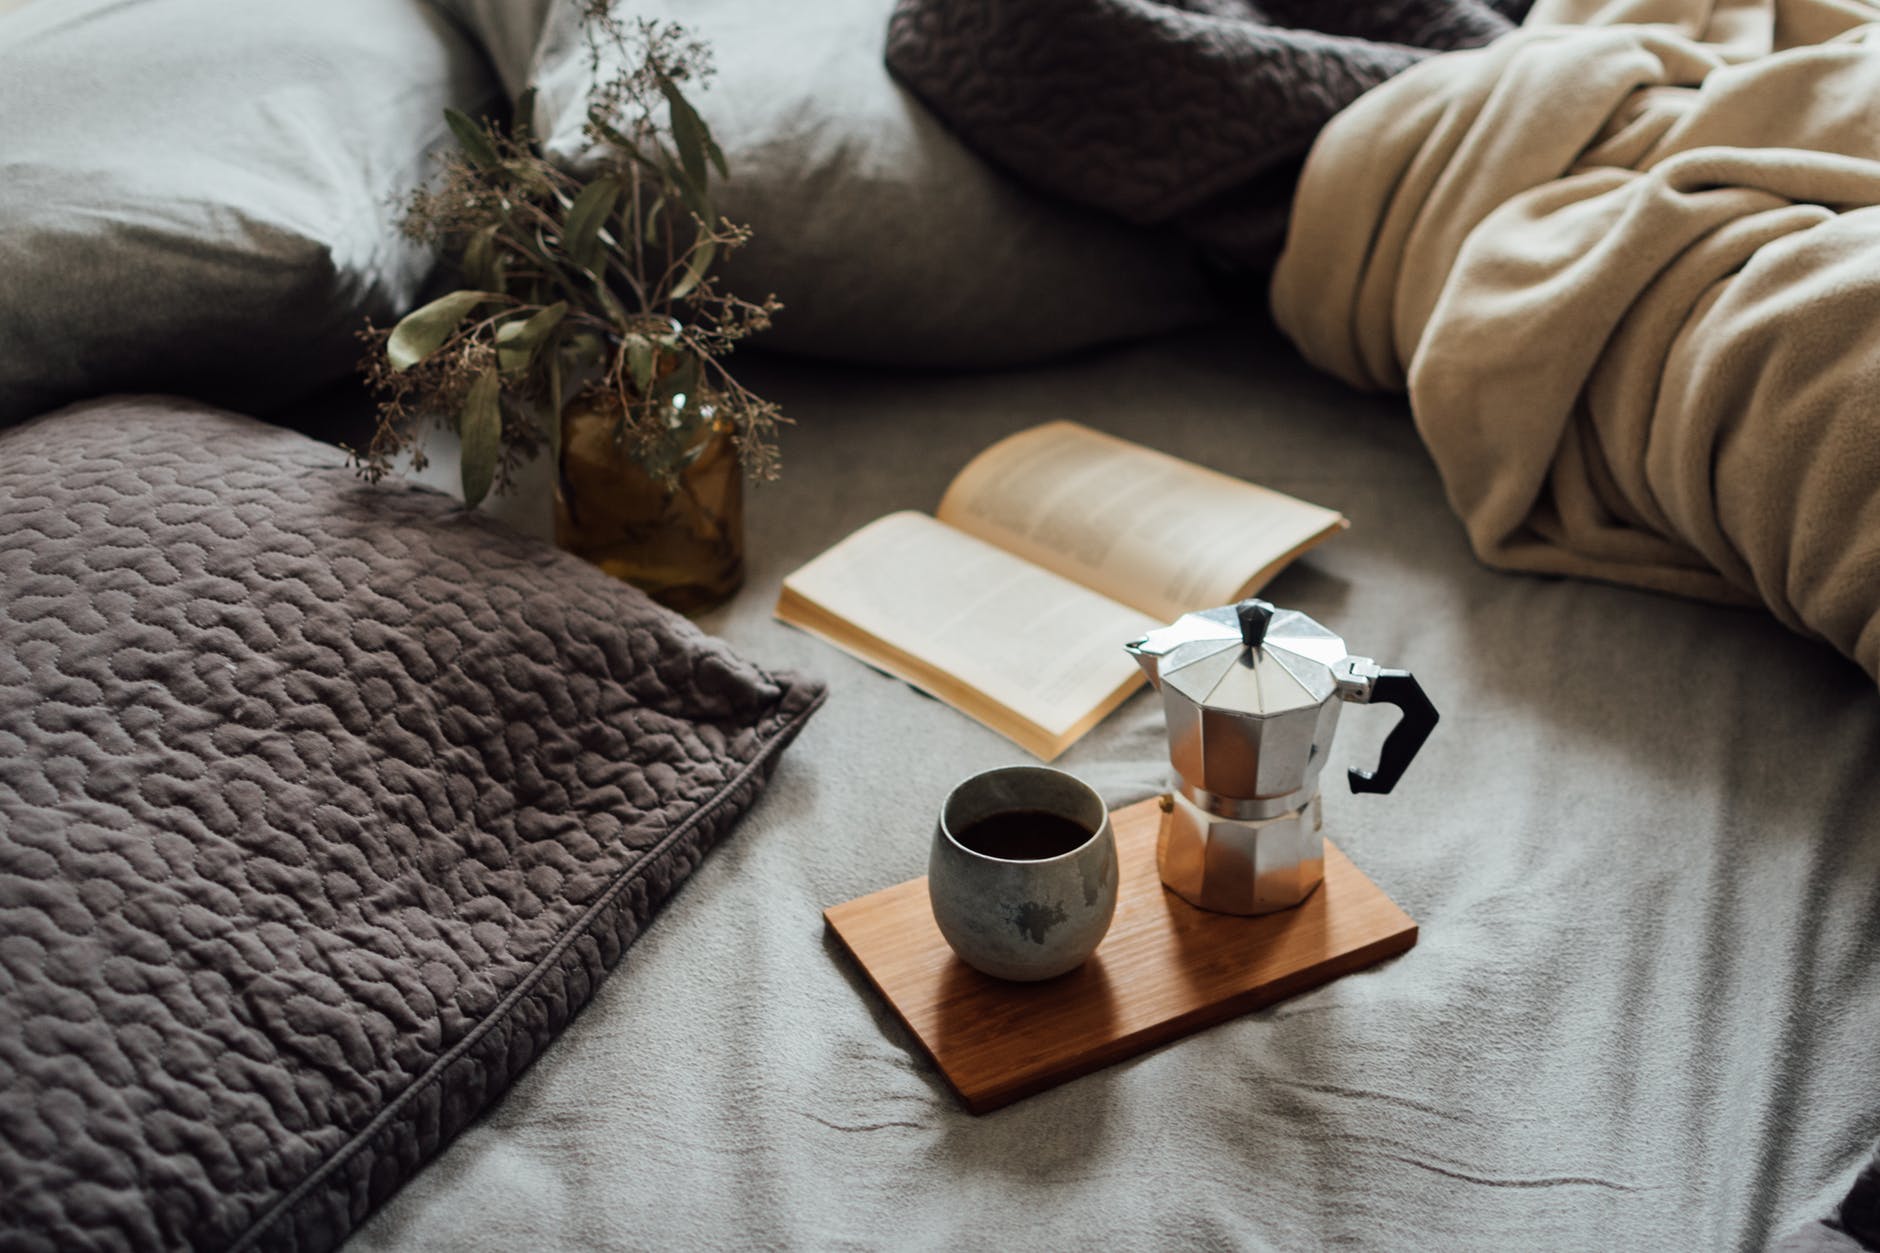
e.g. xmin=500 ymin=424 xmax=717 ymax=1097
xmin=779 ymin=511 xmax=1158 ymax=750
xmin=935 ymin=421 xmax=1346 ymax=623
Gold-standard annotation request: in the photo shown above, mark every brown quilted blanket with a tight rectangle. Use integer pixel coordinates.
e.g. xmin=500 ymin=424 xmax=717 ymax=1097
xmin=884 ymin=0 xmax=1531 ymax=268
xmin=0 ymin=398 xmax=823 ymax=1251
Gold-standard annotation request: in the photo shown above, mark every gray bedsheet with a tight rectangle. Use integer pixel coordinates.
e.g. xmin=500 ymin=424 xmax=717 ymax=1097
xmin=348 ymin=322 xmax=1880 ymax=1251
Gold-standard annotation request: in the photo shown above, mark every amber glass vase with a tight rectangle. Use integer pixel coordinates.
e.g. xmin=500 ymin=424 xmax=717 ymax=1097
xmin=554 ymin=393 xmax=745 ymax=614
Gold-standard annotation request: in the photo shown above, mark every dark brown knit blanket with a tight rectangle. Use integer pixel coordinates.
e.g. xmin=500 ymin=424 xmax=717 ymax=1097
xmin=885 ymin=0 xmax=1531 ymax=269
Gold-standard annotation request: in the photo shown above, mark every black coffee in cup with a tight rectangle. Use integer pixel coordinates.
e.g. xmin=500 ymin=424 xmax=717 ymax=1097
xmin=931 ymin=765 xmax=1117 ymax=980
xmin=951 ymin=808 xmax=1093 ymax=861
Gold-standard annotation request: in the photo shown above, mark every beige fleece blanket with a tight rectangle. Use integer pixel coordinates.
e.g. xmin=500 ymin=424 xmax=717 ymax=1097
xmin=1272 ymin=0 xmax=1880 ymax=681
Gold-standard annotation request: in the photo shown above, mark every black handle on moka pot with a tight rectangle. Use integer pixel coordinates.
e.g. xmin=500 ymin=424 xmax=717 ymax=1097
xmin=1348 ymin=669 xmax=1439 ymax=795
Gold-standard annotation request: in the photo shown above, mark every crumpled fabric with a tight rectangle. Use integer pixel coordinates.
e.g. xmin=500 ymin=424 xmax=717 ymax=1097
xmin=1272 ymin=0 xmax=1880 ymax=682
xmin=885 ymin=0 xmax=1531 ymax=268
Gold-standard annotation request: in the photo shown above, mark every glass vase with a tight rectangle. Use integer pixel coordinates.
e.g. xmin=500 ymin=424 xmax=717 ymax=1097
xmin=553 ymin=394 xmax=744 ymax=614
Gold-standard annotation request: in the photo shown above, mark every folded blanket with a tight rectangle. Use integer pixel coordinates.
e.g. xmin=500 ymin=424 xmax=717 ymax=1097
xmin=1271 ymin=0 xmax=1880 ymax=682
xmin=884 ymin=0 xmax=1531 ymax=268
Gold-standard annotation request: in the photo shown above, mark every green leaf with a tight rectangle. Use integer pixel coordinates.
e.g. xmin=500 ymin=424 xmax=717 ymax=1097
xmin=563 ymin=177 xmax=620 ymax=274
xmin=660 ymin=154 xmax=709 ymax=223
xmin=670 ymin=239 xmax=716 ymax=301
xmin=545 ymin=332 xmax=563 ymax=464
xmin=693 ymin=107 xmax=729 ymax=180
xmin=444 ymin=108 xmax=498 ymax=169
xmin=526 ymin=224 xmax=580 ymax=293
xmin=660 ymin=78 xmax=710 ymax=189
xmin=656 ymin=75 xmax=727 ymax=184
xmin=587 ymin=111 xmax=653 ymax=166
xmin=624 ymin=334 xmax=655 ymax=396
xmin=458 ymin=368 xmax=502 ymax=509
xmin=642 ymin=195 xmax=665 ymax=246
xmin=592 ymin=276 xmax=632 ymax=331
xmin=387 ymin=290 xmax=503 ymax=371
xmin=494 ymin=301 xmax=567 ymax=376
xmin=460 ymin=225 xmax=501 ymax=291
xmin=523 ymin=299 xmax=567 ymax=337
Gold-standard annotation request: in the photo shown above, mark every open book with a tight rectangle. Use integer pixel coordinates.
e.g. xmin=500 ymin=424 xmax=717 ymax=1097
xmin=775 ymin=421 xmax=1346 ymax=760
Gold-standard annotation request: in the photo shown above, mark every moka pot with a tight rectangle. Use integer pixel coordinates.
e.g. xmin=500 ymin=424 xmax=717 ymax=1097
xmin=1125 ymin=599 xmax=1439 ymax=916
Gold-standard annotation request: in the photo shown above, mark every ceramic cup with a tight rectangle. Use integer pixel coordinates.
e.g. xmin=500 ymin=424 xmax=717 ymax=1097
xmin=927 ymin=765 xmax=1118 ymax=982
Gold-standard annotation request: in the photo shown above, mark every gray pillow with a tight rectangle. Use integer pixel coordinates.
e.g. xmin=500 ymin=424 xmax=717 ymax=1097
xmin=0 ymin=0 xmax=496 ymax=426
xmin=0 ymin=396 xmax=824 ymax=1251
xmin=440 ymin=0 xmax=1220 ymax=365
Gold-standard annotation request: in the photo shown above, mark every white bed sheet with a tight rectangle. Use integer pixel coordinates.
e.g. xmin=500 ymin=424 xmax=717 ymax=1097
xmin=350 ymin=322 xmax=1880 ymax=1252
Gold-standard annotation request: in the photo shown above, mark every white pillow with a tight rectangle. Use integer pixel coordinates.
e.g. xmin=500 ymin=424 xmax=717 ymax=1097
xmin=441 ymin=0 xmax=1220 ymax=366
xmin=0 ymin=0 xmax=495 ymax=425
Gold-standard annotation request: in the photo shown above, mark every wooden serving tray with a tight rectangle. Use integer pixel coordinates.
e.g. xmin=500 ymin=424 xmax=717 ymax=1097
xmin=824 ymin=796 xmax=1417 ymax=1113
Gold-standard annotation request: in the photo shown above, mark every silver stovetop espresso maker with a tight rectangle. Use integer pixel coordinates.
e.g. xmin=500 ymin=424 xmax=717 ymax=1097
xmin=1126 ymin=599 xmax=1438 ymax=916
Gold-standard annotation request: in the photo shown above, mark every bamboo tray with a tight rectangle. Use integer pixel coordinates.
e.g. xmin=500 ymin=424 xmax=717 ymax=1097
xmin=824 ymin=795 xmax=1418 ymax=1113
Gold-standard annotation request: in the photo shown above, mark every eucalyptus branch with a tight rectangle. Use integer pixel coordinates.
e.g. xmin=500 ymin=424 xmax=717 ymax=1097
xmin=351 ymin=10 xmax=782 ymax=505
xmin=629 ymin=162 xmax=646 ymax=306
xmin=603 ymin=247 xmax=650 ymax=311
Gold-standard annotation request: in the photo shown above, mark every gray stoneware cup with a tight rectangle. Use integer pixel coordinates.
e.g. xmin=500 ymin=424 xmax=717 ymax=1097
xmin=927 ymin=765 xmax=1118 ymax=982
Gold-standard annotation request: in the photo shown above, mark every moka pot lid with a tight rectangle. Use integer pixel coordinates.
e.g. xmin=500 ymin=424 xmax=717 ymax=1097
xmin=1157 ymin=599 xmax=1349 ymax=718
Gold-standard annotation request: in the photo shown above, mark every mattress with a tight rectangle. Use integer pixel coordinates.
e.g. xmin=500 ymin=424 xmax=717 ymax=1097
xmin=346 ymin=321 xmax=1880 ymax=1251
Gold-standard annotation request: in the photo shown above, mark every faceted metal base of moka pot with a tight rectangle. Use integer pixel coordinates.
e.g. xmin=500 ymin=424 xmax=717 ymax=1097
xmin=1156 ymin=788 xmax=1324 ymax=916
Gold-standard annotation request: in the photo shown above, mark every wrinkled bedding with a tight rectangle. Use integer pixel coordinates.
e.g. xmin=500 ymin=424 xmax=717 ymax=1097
xmin=1272 ymin=0 xmax=1880 ymax=683
xmin=885 ymin=0 xmax=1531 ymax=267
xmin=349 ymin=324 xmax=1880 ymax=1252
xmin=0 ymin=400 xmax=822 ymax=1251
xmin=1786 ymin=1149 xmax=1880 ymax=1250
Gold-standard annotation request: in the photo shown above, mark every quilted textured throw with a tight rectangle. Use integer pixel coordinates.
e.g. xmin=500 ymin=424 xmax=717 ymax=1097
xmin=884 ymin=0 xmax=1531 ymax=267
xmin=0 ymin=399 xmax=823 ymax=1252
